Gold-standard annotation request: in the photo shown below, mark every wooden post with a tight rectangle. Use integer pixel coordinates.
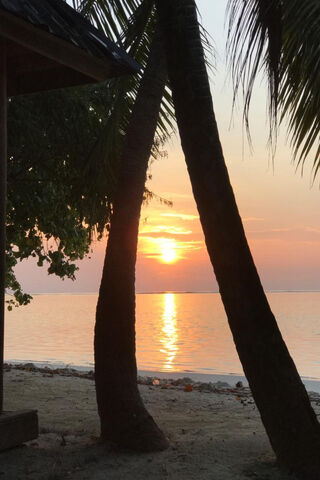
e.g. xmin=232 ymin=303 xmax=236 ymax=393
xmin=0 ymin=37 xmax=6 ymax=414
xmin=0 ymin=38 xmax=38 ymax=450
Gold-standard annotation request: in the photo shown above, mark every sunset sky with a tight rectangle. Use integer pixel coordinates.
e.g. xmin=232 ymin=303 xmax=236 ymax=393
xmin=15 ymin=0 xmax=320 ymax=294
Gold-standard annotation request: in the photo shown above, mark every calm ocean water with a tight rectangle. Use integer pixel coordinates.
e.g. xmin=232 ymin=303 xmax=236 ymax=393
xmin=4 ymin=292 xmax=320 ymax=380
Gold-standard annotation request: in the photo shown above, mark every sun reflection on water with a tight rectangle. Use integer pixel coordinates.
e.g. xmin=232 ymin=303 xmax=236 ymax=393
xmin=160 ymin=293 xmax=178 ymax=371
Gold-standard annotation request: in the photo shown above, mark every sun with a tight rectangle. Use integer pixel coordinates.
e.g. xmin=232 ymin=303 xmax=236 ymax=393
xmin=161 ymin=247 xmax=176 ymax=263
xmin=160 ymin=239 xmax=178 ymax=264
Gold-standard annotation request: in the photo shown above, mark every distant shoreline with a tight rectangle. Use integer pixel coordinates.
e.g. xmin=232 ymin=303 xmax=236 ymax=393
xmin=7 ymin=290 xmax=320 ymax=296
xmin=5 ymin=361 xmax=320 ymax=394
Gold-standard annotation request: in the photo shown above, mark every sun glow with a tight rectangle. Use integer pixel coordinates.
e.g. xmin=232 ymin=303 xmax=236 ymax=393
xmin=138 ymin=212 xmax=204 ymax=264
xmin=160 ymin=239 xmax=178 ymax=264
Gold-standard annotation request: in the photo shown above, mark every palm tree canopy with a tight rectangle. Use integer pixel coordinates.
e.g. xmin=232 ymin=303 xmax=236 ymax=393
xmin=227 ymin=0 xmax=320 ymax=178
xmin=6 ymin=0 xmax=175 ymax=307
xmin=73 ymin=1 xmax=175 ymax=148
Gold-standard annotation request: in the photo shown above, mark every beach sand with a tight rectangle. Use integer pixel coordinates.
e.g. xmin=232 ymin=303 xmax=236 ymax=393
xmin=2 ymin=365 xmax=320 ymax=480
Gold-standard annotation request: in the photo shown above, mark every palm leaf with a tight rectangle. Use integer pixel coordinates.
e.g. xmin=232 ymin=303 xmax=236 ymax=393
xmin=279 ymin=0 xmax=320 ymax=178
xmin=227 ymin=0 xmax=320 ymax=178
xmin=227 ymin=0 xmax=282 ymax=139
xmin=71 ymin=0 xmax=175 ymax=210
xmin=74 ymin=0 xmax=175 ymax=136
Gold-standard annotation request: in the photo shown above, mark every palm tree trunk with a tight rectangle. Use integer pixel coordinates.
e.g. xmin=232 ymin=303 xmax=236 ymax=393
xmin=94 ymin=29 xmax=169 ymax=452
xmin=156 ymin=0 xmax=320 ymax=476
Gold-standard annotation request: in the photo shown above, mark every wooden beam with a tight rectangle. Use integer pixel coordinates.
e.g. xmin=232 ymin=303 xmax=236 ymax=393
xmin=0 ymin=410 xmax=38 ymax=450
xmin=0 ymin=37 xmax=6 ymax=414
xmin=7 ymin=52 xmax=57 ymax=75
xmin=0 ymin=10 xmax=117 ymax=83
xmin=8 ymin=66 xmax=95 ymax=96
xmin=4 ymin=39 xmax=24 ymax=58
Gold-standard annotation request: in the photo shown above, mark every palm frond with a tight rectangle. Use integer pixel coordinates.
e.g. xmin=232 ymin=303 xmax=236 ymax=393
xmin=227 ymin=0 xmax=320 ymax=178
xmin=227 ymin=0 xmax=282 ymax=141
xmin=279 ymin=0 xmax=320 ymax=178
xmin=72 ymin=0 xmax=175 ymax=197
xmin=72 ymin=0 xmax=141 ymax=44
xmin=74 ymin=0 xmax=175 ymax=138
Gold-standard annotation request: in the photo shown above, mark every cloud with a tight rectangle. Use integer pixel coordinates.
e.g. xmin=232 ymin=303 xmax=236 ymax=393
xmin=243 ymin=217 xmax=264 ymax=222
xmin=139 ymin=236 xmax=203 ymax=258
xmin=159 ymin=192 xmax=193 ymax=200
xmin=248 ymin=225 xmax=320 ymax=242
xmin=140 ymin=226 xmax=192 ymax=238
xmin=160 ymin=213 xmax=199 ymax=221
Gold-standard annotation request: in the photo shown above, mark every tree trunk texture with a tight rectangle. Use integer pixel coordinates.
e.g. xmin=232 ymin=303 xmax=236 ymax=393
xmin=0 ymin=40 xmax=7 ymax=414
xmin=94 ymin=30 xmax=169 ymax=452
xmin=156 ymin=0 xmax=320 ymax=476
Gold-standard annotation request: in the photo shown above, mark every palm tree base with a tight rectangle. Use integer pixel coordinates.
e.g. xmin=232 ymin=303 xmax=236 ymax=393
xmin=285 ymin=455 xmax=320 ymax=480
xmin=100 ymin=406 xmax=169 ymax=452
xmin=289 ymin=464 xmax=320 ymax=480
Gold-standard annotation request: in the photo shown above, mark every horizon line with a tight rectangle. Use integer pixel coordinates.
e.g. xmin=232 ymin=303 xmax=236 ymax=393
xmin=7 ymin=289 xmax=320 ymax=296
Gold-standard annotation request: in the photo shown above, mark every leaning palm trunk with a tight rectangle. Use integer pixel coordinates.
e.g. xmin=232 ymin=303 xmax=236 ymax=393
xmin=94 ymin=29 xmax=169 ymax=451
xmin=156 ymin=0 xmax=320 ymax=476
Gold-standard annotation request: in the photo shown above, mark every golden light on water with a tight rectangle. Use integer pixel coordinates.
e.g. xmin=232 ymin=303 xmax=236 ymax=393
xmin=160 ymin=293 xmax=178 ymax=371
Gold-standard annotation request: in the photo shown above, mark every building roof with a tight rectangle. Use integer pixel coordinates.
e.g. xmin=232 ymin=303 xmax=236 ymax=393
xmin=0 ymin=0 xmax=140 ymax=75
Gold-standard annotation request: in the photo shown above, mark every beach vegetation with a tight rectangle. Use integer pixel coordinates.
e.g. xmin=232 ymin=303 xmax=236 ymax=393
xmin=73 ymin=0 xmax=174 ymax=451
xmin=70 ymin=0 xmax=320 ymax=471
xmin=7 ymin=0 xmax=320 ymax=475
xmin=227 ymin=0 xmax=320 ymax=177
xmin=7 ymin=85 xmax=116 ymax=307
xmin=156 ymin=1 xmax=320 ymax=477
xmin=8 ymin=0 xmax=174 ymax=451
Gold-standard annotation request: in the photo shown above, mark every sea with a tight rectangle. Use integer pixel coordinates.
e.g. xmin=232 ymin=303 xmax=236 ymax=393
xmin=4 ymin=292 xmax=320 ymax=387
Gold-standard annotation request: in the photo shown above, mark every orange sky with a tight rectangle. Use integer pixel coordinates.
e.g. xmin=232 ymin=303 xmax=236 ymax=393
xmin=15 ymin=0 xmax=320 ymax=294
xmin=134 ymin=136 xmax=320 ymax=292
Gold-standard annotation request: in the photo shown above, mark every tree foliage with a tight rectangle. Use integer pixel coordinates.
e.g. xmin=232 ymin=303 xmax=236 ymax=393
xmin=7 ymin=85 xmax=113 ymax=307
xmin=6 ymin=0 xmax=175 ymax=308
xmin=227 ymin=0 xmax=320 ymax=176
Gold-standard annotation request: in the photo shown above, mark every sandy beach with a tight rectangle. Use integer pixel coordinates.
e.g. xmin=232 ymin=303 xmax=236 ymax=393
xmin=2 ymin=364 xmax=320 ymax=480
